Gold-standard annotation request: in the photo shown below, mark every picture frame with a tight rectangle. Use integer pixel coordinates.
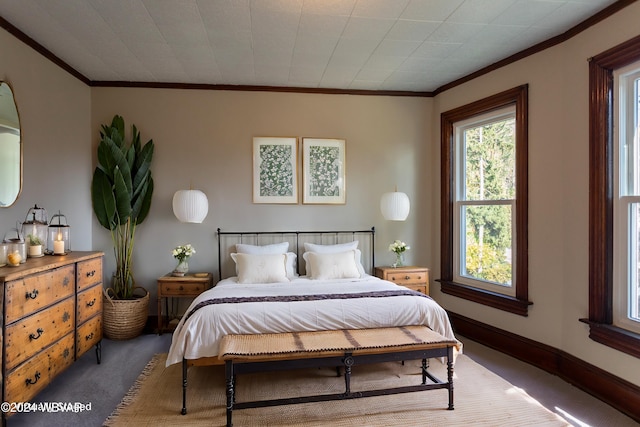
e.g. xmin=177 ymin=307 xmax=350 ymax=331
xmin=252 ymin=137 xmax=298 ymax=204
xmin=302 ymin=138 xmax=346 ymax=204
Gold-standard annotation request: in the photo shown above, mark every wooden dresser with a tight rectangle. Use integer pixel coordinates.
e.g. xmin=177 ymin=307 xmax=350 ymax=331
xmin=0 ymin=251 xmax=103 ymax=417
xmin=374 ymin=266 xmax=430 ymax=295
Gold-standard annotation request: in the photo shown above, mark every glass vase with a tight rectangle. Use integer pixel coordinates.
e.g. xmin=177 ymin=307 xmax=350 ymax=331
xmin=392 ymin=252 xmax=404 ymax=268
xmin=173 ymin=259 xmax=189 ymax=276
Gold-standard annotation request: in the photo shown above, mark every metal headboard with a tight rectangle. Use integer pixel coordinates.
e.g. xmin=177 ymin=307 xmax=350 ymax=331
xmin=216 ymin=227 xmax=375 ymax=281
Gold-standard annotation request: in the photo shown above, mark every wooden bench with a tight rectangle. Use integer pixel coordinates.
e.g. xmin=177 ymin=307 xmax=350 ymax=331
xmin=187 ymin=326 xmax=456 ymax=427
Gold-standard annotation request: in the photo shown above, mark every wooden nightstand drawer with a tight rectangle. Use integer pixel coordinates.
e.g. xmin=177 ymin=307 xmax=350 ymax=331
xmin=160 ymin=281 xmax=207 ymax=296
xmin=403 ymin=284 xmax=428 ymax=294
xmin=384 ymin=270 xmax=427 ymax=285
xmin=375 ymin=266 xmax=430 ymax=296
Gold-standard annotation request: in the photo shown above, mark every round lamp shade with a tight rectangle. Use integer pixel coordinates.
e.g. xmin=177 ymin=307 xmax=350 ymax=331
xmin=380 ymin=191 xmax=410 ymax=221
xmin=172 ymin=190 xmax=209 ymax=223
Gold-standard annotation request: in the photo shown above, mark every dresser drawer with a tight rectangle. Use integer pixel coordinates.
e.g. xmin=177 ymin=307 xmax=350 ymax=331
xmin=77 ymin=284 xmax=103 ymax=324
xmin=5 ymin=265 xmax=75 ymax=324
xmin=77 ymin=257 xmax=103 ymax=291
xmin=383 ymin=270 xmax=428 ymax=286
xmin=5 ymin=297 xmax=75 ymax=370
xmin=5 ymin=332 xmax=75 ymax=404
xmin=160 ymin=281 xmax=207 ymax=296
xmin=76 ymin=314 xmax=102 ymax=358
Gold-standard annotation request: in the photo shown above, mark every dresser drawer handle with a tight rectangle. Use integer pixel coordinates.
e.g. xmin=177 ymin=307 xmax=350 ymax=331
xmin=25 ymin=289 xmax=39 ymax=300
xmin=87 ymin=298 xmax=96 ymax=307
xmin=405 ymin=275 xmax=411 ymax=280
xmin=29 ymin=328 xmax=44 ymax=340
xmin=86 ymin=270 xmax=96 ymax=277
xmin=179 ymin=286 xmax=184 ymax=291
xmin=25 ymin=371 xmax=41 ymax=386
xmin=85 ymin=332 xmax=94 ymax=341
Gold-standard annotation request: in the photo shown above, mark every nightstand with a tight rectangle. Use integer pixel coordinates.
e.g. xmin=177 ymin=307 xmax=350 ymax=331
xmin=157 ymin=272 xmax=213 ymax=334
xmin=374 ymin=266 xmax=430 ymax=295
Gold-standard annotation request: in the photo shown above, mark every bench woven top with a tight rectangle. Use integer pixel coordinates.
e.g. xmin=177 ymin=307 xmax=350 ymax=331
xmin=219 ymin=326 xmax=458 ymax=362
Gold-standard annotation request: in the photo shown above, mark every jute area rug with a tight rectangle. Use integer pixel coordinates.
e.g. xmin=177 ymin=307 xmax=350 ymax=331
xmin=103 ymin=353 xmax=569 ymax=427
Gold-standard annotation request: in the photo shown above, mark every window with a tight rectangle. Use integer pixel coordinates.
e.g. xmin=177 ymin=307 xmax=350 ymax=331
xmin=440 ymin=85 xmax=531 ymax=316
xmin=614 ymin=64 xmax=640 ymax=334
xmin=587 ymin=34 xmax=640 ymax=358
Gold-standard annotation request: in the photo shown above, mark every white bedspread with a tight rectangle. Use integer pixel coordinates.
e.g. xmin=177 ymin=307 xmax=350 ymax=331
xmin=166 ymin=275 xmax=458 ymax=366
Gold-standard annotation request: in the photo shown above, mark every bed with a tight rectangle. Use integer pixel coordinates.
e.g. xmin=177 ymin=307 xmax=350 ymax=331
xmin=166 ymin=228 xmax=460 ymax=367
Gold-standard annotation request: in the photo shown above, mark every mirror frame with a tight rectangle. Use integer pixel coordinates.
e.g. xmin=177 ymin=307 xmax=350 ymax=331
xmin=0 ymin=80 xmax=22 ymax=208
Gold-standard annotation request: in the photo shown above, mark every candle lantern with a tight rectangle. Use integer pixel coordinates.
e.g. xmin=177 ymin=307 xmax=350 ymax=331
xmin=48 ymin=211 xmax=71 ymax=255
xmin=21 ymin=204 xmax=49 ymax=257
xmin=3 ymin=227 xmax=26 ymax=264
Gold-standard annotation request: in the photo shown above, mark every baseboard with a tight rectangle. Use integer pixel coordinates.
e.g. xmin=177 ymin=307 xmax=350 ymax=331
xmin=448 ymin=311 xmax=640 ymax=423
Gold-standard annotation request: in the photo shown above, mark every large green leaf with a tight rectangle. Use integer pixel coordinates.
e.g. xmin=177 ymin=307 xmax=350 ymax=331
xmin=103 ymin=135 xmax=133 ymax=196
xmin=113 ymin=167 xmax=132 ymax=224
xmin=132 ymin=140 xmax=154 ymax=194
xmin=111 ymin=115 xmax=125 ymax=145
xmin=135 ymin=177 xmax=153 ymax=225
xmin=132 ymin=124 xmax=141 ymax=154
xmin=132 ymin=169 xmax=150 ymax=201
xmin=96 ymin=137 xmax=116 ymax=179
xmin=131 ymin=177 xmax=149 ymax=221
xmin=91 ymin=168 xmax=116 ymax=230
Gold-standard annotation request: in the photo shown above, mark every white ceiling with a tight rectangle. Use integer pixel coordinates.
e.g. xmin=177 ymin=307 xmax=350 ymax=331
xmin=0 ymin=0 xmax=620 ymax=93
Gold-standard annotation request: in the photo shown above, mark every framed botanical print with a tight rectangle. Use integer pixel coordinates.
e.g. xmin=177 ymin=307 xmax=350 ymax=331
xmin=302 ymin=138 xmax=346 ymax=204
xmin=252 ymin=137 xmax=298 ymax=204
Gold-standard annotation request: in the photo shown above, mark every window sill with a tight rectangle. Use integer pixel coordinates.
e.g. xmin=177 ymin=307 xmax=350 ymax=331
xmin=438 ymin=280 xmax=532 ymax=316
xmin=579 ymin=319 xmax=640 ymax=359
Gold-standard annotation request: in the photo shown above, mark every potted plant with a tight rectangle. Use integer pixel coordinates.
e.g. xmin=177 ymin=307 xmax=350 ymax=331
xmin=91 ymin=115 xmax=154 ymax=340
xmin=27 ymin=234 xmax=43 ymax=257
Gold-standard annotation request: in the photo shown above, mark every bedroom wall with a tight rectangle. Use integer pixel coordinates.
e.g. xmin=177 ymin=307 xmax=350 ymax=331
xmin=430 ymin=2 xmax=640 ymax=387
xmin=0 ymin=28 xmax=92 ymax=253
xmin=90 ymin=88 xmax=433 ymax=312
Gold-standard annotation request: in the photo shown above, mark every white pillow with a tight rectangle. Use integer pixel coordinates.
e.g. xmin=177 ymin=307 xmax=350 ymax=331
xmin=236 ymin=242 xmax=289 ymax=254
xmin=304 ymin=241 xmax=358 ymax=253
xmin=304 ymin=250 xmax=361 ymax=280
xmin=303 ymin=241 xmax=365 ymax=277
xmin=230 ymin=253 xmax=290 ymax=284
xmin=235 ymin=242 xmax=297 ymax=277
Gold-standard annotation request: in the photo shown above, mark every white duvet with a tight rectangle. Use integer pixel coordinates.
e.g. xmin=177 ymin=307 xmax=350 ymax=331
xmin=166 ymin=275 xmax=458 ymax=366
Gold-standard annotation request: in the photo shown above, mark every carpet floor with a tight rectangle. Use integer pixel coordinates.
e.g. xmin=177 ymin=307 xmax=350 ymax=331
xmin=103 ymin=353 xmax=569 ymax=426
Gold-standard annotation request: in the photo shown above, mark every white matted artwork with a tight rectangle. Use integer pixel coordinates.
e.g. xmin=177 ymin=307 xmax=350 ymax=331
xmin=302 ymin=138 xmax=346 ymax=204
xmin=252 ymin=137 xmax=298 ymax=204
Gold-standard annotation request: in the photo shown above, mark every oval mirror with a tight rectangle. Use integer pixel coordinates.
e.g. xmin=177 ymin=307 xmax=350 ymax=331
xmin=0 ymin=81 xmax=21 ymax=208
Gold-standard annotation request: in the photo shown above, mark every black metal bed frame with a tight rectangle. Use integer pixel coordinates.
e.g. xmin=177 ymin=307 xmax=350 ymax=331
xmin=216 ymin=227 xmax=376 ymax=280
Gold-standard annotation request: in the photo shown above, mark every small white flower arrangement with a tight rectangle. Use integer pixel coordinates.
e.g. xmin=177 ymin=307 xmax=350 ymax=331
xmin=388 ymin=240 xmax=410 ymax=254
xmin=172 ymin=244 xmax=195 ymax=263
xmin=389 ymin=240 xmax=410 ymax=268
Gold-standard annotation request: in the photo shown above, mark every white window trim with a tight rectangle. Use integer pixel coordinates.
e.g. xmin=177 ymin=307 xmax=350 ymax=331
xmin=613 ymin=62 xmax=640 ymax=334
xmin=452 ymin=105 xmax=516 ymax=296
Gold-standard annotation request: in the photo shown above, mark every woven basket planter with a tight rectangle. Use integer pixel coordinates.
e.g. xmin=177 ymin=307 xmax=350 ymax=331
xmin=103 ymin=288 xmax=149 ymax=340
